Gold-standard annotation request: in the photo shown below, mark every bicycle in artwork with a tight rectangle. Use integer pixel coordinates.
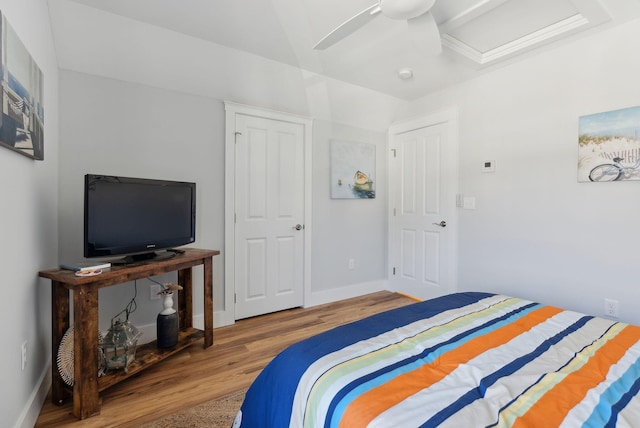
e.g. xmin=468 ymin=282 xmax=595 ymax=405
xmin=588 ymin=156 xmax=640 ymax=182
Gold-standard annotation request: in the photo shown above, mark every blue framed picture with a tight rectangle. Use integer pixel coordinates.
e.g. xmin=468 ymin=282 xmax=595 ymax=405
xmin=0 ymin=11 xmax=45 ymax=160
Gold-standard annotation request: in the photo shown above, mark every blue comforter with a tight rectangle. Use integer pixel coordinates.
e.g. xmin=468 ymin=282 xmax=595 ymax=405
xmin=234 ymin=292 xmax=640 ymax=427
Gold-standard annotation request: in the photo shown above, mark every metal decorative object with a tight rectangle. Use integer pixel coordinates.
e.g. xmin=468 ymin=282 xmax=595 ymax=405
xmin=98 ymin=284 xmax=143 ymax=374
xmin=99 ymin=318 xmax=142 ymax=374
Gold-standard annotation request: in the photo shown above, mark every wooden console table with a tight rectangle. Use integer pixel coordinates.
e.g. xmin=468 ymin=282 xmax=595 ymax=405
xmin=39 ymin=248 xmax=219 ymax=419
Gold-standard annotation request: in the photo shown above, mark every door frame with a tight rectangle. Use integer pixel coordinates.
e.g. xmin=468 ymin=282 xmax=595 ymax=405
xmin=387 ymin=107 xmax=459 ymax=298
xmin=222 ymin=101 xmax=313 ymax=326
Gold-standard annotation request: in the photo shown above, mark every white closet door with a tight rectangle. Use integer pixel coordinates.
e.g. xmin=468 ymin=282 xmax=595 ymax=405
xmin=389 ymin=120 xmax=457 ymax=300
xmin=234 ymin=113 xmax=305 ymax=319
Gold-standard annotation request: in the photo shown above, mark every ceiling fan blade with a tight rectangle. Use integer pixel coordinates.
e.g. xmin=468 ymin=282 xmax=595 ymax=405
xmin=407 ymin=11 xmax=442 ymax=55
xmin=313 ymin=4 xmax=382 ymax=50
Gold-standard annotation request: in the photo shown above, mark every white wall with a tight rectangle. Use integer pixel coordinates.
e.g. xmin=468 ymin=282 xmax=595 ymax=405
xmin=399 ymin=18 xmax=640 ymax=325
xmin=0 ymin=1 xmax=59 ymax=427
xmin=310 ymin=120 xmax=389 ymax=305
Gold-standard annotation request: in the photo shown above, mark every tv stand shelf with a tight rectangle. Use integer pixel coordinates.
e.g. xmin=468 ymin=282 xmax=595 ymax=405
xmin=39 ymin=248 xmax=220 ymax=420
xmin=98 ymin=327 xmax=204 ymax=391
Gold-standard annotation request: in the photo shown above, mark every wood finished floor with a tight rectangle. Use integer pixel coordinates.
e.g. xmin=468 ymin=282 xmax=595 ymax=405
xmin=36 ymin=291 xmax=415 ymax=427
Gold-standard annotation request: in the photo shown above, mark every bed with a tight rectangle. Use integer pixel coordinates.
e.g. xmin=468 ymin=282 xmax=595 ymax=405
xmin=233 ymin=292 xmax=640 ymax=427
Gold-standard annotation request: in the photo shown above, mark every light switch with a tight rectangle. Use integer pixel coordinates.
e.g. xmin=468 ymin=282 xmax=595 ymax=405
xmin=463 ymin=196 xmax=476 ymax=210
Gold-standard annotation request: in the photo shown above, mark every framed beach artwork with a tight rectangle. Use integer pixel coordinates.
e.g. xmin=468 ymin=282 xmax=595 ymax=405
xmin=0 ymin=11 xmax=45 ymax=160
xmin=330 ymin=140 xmax=376 ymax=199
xmin=578 ymin=106 xmax=640 ymax=182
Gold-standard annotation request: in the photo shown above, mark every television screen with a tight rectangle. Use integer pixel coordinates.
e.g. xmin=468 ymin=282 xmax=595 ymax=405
xmin=84 ymin=174 xmax=196 ymax=263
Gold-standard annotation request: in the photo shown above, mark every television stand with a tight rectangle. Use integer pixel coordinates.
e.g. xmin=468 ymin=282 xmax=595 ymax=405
xmin=111 ymin=250 xmax=176 ymax=265
xmin=39 ymin=248 xmax=219 ymax=419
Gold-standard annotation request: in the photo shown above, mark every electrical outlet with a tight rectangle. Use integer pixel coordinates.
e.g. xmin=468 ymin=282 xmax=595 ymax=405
xmin=348 ymin=259 xmax=355 ymax=270
xmin=605 ymin=298 xmax=619 ymax=318
xmin=150 ymin=284 xmax=162 ymax=300
xmin=21 ymin=341 xmax=27 ymax=371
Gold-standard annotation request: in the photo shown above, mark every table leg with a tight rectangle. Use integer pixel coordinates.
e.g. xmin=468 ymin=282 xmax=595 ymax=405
xmin=73 ymin=284 xmax=100 ymax=419
xmin=51 ymin=281 xmax=70 ymax=405
xmin=203 ymin=256 xmax=213 ymax=348
xmin=178 ymin=268 xmax=193 ymax=330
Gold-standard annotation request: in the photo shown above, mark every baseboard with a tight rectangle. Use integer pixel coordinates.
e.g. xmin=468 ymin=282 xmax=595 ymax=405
xmin=306 ymin=279 xmax=388 ymax=308
xmin=16 ymin=362 xmax=51 ymax=428
xmin=207 ymin=281 xmax=390 ymax=328
xmin=135 ymin=282 xmax=392 ymax=336
xmin=135 ymin=311 xmax=234 ymax=345
xmin=214 ymin=309 xmax=235 ymax=328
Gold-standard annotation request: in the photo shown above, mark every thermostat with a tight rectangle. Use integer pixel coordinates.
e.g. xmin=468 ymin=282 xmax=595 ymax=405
xmin=482 ymin=160 xmax=495 ymax=172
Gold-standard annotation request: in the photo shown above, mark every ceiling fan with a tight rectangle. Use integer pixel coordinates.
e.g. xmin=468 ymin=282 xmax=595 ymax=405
xmin=313 ymin=0 xmax=441 ymax=55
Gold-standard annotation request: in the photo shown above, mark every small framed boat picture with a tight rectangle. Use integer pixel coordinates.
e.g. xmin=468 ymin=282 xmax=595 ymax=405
xmin=330 ymin=140 xmax=375 ymax=199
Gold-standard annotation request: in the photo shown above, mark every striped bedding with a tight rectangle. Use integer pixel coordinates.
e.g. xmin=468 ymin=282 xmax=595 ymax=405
xmin=234 ymin=292 xmax=640 ymax=427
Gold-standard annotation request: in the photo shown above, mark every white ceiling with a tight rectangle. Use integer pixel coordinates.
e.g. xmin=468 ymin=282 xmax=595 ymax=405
xmin=64 ymin=0 xmax=640 ymax=100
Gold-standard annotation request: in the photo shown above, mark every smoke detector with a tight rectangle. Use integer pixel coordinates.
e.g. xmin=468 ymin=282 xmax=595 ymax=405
xmin=397 ymin=68 xmax=414 ymax=80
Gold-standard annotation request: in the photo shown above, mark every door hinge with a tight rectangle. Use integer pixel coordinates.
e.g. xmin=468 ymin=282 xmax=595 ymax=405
xmin=391 ymin=148 xmax=397 ymax=158
xmin=234 ymin=293 xmax=237 ymax=303
xmin=393 ymin=267 xmax=396 ymax=275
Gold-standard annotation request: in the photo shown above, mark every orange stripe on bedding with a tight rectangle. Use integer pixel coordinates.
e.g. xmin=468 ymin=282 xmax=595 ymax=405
xmin=338 ymin=305 xmax=563 ymax=428
xmin=511 ymin=324 xmax=640 ymax=428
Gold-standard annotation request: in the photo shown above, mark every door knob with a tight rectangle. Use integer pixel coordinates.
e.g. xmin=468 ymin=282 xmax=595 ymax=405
xmin=433 ymin=221 xmax=447 ymax=228
xmin=293 ymin=224 xmax=303 ymax=230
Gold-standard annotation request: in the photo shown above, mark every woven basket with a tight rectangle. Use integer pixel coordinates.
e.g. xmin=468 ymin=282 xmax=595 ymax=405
xmin=57 ymin=327 xmax=105 ymax=386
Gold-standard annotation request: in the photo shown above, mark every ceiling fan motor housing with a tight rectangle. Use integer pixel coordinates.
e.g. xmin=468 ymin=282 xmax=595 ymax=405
xmin=380 ymin=0 xmax=437 ymax=20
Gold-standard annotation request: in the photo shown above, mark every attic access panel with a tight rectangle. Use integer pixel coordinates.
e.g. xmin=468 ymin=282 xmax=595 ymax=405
xmin=439 ymin=0 xmax=610 ymax=66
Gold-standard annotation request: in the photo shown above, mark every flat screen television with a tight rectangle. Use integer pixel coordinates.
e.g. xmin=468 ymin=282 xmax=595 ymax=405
xmin=84 ymin=174 xmax=196 ymax=264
